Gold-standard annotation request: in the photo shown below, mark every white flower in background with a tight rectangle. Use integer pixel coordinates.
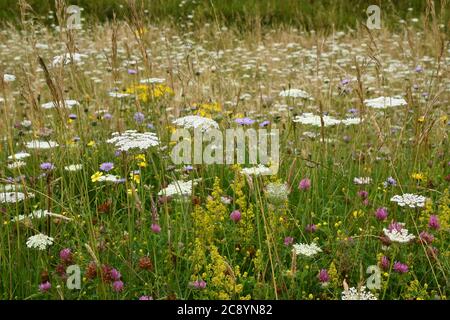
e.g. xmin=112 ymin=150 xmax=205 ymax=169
xmin=7 ymin=161 xmax=26 ymax=169
xmin=52 ymin=53 xmax=87 ymax=66
xmin=25 ymin=140 xmax=59 ymax=149
xmin=8 ymin=152 xmax=30 ymax=160
xmin=390 ymin=193 xmax=426 ymax=208
xmin=383 ymin=222 xmax=416 ymax=243
xmin=266 ymin=182 xmax=290 ymax=204
xmin=64 ymin=164 xmax=83 ymax=171
xmin=107 ymin=130 xmax=160 ymax=151
xmin=140 ymin=78 xmax=165 ymax=84
xmin=0 ymin=184 xmax=21 ymax=192
xmin=292 ymin=242 xmax=322 ymax=257
xmin=172 ymin=115 xmax=219 ymax=132
xmin=240 ymin=165 xmax=272 ymax=176
xmin=342 ymin=287 xmax=378 ymax=300
xmin=302 ymin=131 xmax=319 ymax=139
xmin=3 ymin=74 xmax=16 ymax=82
xmin=97 ymin=174 xmax=125 ymax=183
xmin=41 ymin=99 xmax=79 ymax=109
xmin=108 ymin=92 xmax=131 ymax=98
xmin=364 ymin=96 xmax=407 ymax=109
xmin=353 ymin=177 xmax=372 ymax=185
xmin=21 ymin=119 xmax=32 ymax=127
xmin=293 ymin=113 xmax=341 ymax=127
xmin=158 ymin=179 xmax=198 ymax=197
xmin=279 ymin=88 xmax=312 ymax=99
xmin=0 ymin=192 xmax=34 ymax=203
xmin=26 ymin=233 xmax=54 ymax=250
xmin=341 ymin=117 xmax=362 ymax=126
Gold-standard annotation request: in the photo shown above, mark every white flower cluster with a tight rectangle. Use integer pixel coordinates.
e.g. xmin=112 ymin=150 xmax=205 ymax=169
xmin=342 ymin=286 xmax=378 ymax=300
xmin=7 ymin=161 xmax=26 ymax=169
xmin=26 ymin=233 xmax=54 ymax=250
xmin=292 ymin=242 xmax=322 ymax=257
xmin=52 ymin=53 xmax=87 ymax=66
xmin=364 ymin=96 xmax=407 ymax=109
xmin=3 ymin=74 xmax=16 ymax=82
xmin=0 ymin=192 xmax=35 ymax=204
xmin=8 ymin=152 xmax=30 ymax=160
xmin=390 ymin=193 xmax=426 ymax=208
xmin=353 ymin=177 xmax=372 ymax=185
xmin=158 ymin=179 xmax=198 ymax=197
xmin=383 ymin=223 xmax=416 ymax=243
xmin=97 ymin=174 xmax=124 ymax=183
xmin=64 ymin=164 xmax=83 ymax=172
xmin=12 ymin=209 xmax=51 ymax=222
xmin=293 ymin=113 xmax=361 ymax=127
xmin=172 ymin=115 xmax=219 ymax=132
xmin=265 ymin=182 xmax=290 ymax=204
xmin=25 ymin=140 xmax=59 ymax=149
xmin=41 ymin=99 xmax=79 ymax=109
xmin=140 ymin=77 xmax=165 ymax=84
xmin=107 ymin=130 xmax=160 ymax=151
xmin=240 ymin=165 xmax=272 ymax=176
xmin=108 ymin=92 xmax=131 ymax=98
xmin=279 ymin=88 xmax=312 ymax=99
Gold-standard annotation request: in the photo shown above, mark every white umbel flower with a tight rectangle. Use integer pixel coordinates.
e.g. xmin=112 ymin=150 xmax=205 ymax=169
xmin=64 ymin=164 xmax=83 ymax=171
xmin=342 ymin=286 xmax=378 ymax=300
xmin=383 ymin=223 xmax=416 ymax=243
xmin=7 ymin=161 xmax=26 ymax=169
xmin=107 ymin=130 xmax=160 ymax=151
xmin=52 ymin=53 xmax=87 ymax=66
xmin=240 ymin=165 xmax=272 ymax=176
xmin=25 ymin=140 xmax=59 ymax=149
xmin=279 ymin=88 xmax=312 ymax=99
xmin=158 ymin=180 xmax=198 ymax=197
xmin=97 ymin=174 xmax=125 ymax=183
xmin=41 ymin=99 xmax=79 ymax=109
xmin=364 ymin=96 xmax=407 ymax=109
xmin=172 ymin=115 xmax=219 ymax=132
xmin=293 ymin=113 xmax=341 ymax=127
xmin=353 ymin=177 xmax=372 ymax=185
xmin=390 ymin=193 xmax=426 ymax=208
xmin=140 ymin=78 xmax=165 ymax=84
xmin=3 ymin=74 xmax=16 ymax=82
xmin=0 ymin=192 xmax=34 ymax=203
xmin=26 ymin=233 xmax=54 ymax=250
xmin=8 ymin=152 xmax=31 ymax=160
xmin=292 ymin=242 xmax=322 ymax=257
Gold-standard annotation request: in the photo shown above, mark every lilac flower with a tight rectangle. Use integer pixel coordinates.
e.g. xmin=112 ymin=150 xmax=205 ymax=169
xmin=111 ymin=268 xmax=121 ymax=281
xmin=39 ymin=281 xmax=51 ymax=293
xmin=298 ymin=178 xmax=311 ymax=191
xmin=59 ymin=248 xmax=72 ymax=263
xmin=347 ymin=108 xmax=358 ymax=114
xmin=428 ymin=215 xmax=440 ymax=230
xmin=415 ymin=65 xmax=423 ymax=73
xmin=103 ymin=113 xmax=113 ymax=120
xmin=393 ymin=262 xmax=408 ymax=273
xmin=379 ymin=256 xmax=390 ymax=270
xmin=99 ymin=162 xmax=114 ymax=172
xmin=183 ymin=165 xmax=194 ymax=172
xmin=235 ymin=117 xmax=255 ymax=125
xmin=40 ymin=162 xmax=55 ymax=170
xmin=305 ymin=224 xmax=317 ymax=233
xmin=284 ymin=236 xmax=294 ymax=246
xmin=113 ymin=280 xmax=124 ymax=292
xmin=134 ymin=112 xmax=145 ymax=123
xmin=151 ymin=223 xmax=161 ymax=233
xmin=383 ymin=177 xmax=397 ymax=188
xmin=68 ymin=113 xmax=77 ymax=120
xmin=375 ymin=207 xmax=388 ymax=221
xmin=230 ymin=210 xmax=241 ymax=223
xmin=341 ymin=78 xmax=350 ymax=85
xmin=318 ymin=269 xmax=330 ymax=284
xmin=128 ymin=69 xmax=137 ymax=75
xmin=190 ymin=280 xmax=207 ymax=289
xmin=259 ymin=120 xmax=270 ymax=127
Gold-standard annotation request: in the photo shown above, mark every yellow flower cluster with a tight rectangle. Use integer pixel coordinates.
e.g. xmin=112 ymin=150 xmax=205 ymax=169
xmin=195 ymin=102 xmax=222 ymax=118
xmin=125 ymin=84 xmax=174 ymax=102
xmin=231 ymin=168 xmax=255 ymax=243
xmin=438 ymin=188 xmax=450 ymax=230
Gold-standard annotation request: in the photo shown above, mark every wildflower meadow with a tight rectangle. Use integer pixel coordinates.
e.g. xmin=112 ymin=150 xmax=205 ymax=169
xmin=0 ymin=0 xmax=449 ymax=301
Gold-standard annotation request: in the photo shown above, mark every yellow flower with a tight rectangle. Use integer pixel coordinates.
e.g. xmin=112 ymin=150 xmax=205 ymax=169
xmin=411 ymin=172 xmax=426 ymax=181
xmin=91 ymin=171 xmax=103 ymax=182
xmin=418 ymin=116 xmax=425 ymax=123
xmin=87 ymin=140 xmax=96 ymax=147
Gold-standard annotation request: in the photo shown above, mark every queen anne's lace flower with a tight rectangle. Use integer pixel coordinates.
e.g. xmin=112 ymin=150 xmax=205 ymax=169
xmin=64 ymin=164 xmax=83 ymax=171
xmin=8 ymin=152 xmax=30 ymax=160
xmin=240 ymin=165 xmax=272 ymax=176
xmin=97 ymin=174 xmax=125 ymax=183
xmin=26 ymin=233 xmax=54 ymax=250
xmin=342 ymin=286 xmax=378 ymax=300
xmin=25 ymin=140 xmax=59 ymax=149
xmin=0 ymin=192 xmax=34 ymax=203
xmin=390 ymin=193 xmax=426 ymax=208
xmin=293 ymin=113 xmax=341 ymax=126
xmin=41 ymin=99 xmax=79 ymax=109
xmin=172 ymin=115 xmax=219 ymax=132
xmin=279 ymin=88 xmax=312 ymax=99
xmin=292 ymin=242 xmax=322 ymax=257
xmin=364 ymin=96 xmax=407 ymax=109
xmin=158 ymin=180 xmax=198 ymax=197
xmin=107 ymin=130 xmax=160 ymax=151
xmin=383 ymin=222 xmax=415 ymax=243
xmin=353 ymin=177 xmax=372 ymax=185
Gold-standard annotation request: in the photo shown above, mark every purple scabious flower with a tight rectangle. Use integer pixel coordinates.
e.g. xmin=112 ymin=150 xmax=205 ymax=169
xmin=134 ymin=112 xmax=145 ymax=123
xmin=393 ymin=262 xmax=408 ymax=273
xmin=103 ymin=113 xmax=113 ymax=120
xmin=40 ymin=162 xmax=55 ymax=170
xmin=284 ymin=236 xmax=294 ymax=246
xmin=383 ymin=176 xmax=397 ymax=188
xmin=375 ymin=207 xmax=388 ymax=221
xmin=380 ymin=256 xmax=390 ymax=270
xmin=230 ymin=210 xmax=241 ymax=223
xmin=428 ymin=215 xmax=440 ymax=230
xmin=183 ymin=165 xmax=194 ymax=172
xmin=235 ymin=117 xmax=255 ymax=125
xmin=128 ymin=69 xmax=137 ymax=75
xmin=99 ymin=162 xmax=114 ymax=172
xmin=259 ymin=120 xmax=270 ymax=127
xmin=39 ymin=281 xmax=51 ymax=293
xmin=111 ymin=268 xmax=121 ymax=281
xmin=68 ymin=113 xmax=77 ymax=120
xmin=298 ymin=178 xmax=311 ymax=191
xmin=347 ymin=108 xmax=358 ymax=114
xmin=112 ymin=280 xmax=124 ymax=292
xmin=59 ymin=248 xmax=72 ymax=263
xmin=415 ymin=65 xmax=423 ymax=73
xmin=318 ymin=269 xmax=330 ymax=284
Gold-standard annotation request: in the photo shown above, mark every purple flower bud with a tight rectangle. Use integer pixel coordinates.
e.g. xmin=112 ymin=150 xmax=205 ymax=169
xmin=111 ymin=268 xmax=121 ymax=281
xmin=318 ymin=269 xmax=330 ymax=283
xmin=103 ymin=113 xmax=113 ymax=120
xmin=139 ymin=295 xmax=153 ymax=300
xmin=59 ymin=248 xmax=72 ymax=262
xmin=305 ymin=224 xmax=317 ymax=233
xmin=284 ymin=236 xmax=294 ymax=246
xmin=151 ymin=223 xmax=161 ymax=233
xmin=419 ymin=231 xmax=434 ymax=244
xmin=40 ymin=162 xmax=55 ymax=170
xmin=230 ymin=210 xmax=241 ymax=223
xmin=380 ymin=256 xmax=390 ymax=270
xmin=375 ymin=207 xmax=388 ymax=221
xmin=393 ymin=261 xmax=408 ymax=273
xmin=68 ymin=113 xmax=77 ymax=120
xmin=298 ymin=178 xmax=311 ymax=191
xmin=39 ymin=281 xmax=51 ymax=293
xmin=428 ymin=215 xmax=440 ymax=230
xmin=113 ymin=280 xmax=124 ymax=292
xmin=134 ymin=112 xmax=145 ymax=123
